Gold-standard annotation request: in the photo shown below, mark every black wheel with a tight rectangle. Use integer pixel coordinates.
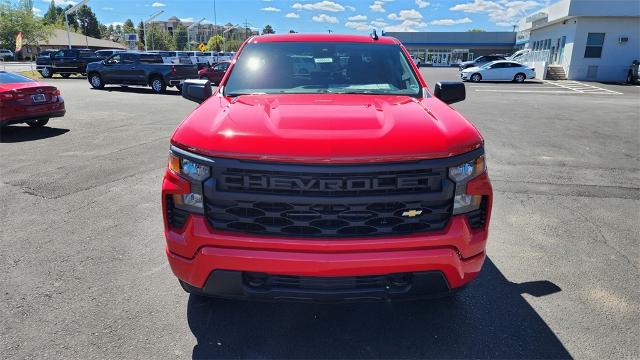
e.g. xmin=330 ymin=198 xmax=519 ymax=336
xmin=61 ymin=73 xmax=71 ymax=78
xmin=40 ymin=67 xmax=53 ymax=78
xmin=513 ymin=73 xmax=526 ymax=83
xmin=627 ymin=71 xmax=633 ymax=84
xmin=470 ymin=73 xmax=482 ymax=82
xmin=150 ymin=76 xmax=166 ymax=94
xmin=176 ymin=83 xmax=183 ymax=92
xmin=89 ymin=73 xmax=105 ymax=89
xmin=26 ymin=119 xmax=49 ymax=128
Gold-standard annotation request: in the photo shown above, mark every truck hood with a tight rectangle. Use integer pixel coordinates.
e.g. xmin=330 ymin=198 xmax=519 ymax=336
xmin=171 ymin=94 xmax=483 ymax=163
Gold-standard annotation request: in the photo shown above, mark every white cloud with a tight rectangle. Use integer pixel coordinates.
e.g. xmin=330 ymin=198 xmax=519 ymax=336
xmin=346 ymin=5 xmax=356 ymax=11
xmin=32 ymin=7 xmax=42 ymax=13
xmin=292 ymin=1 xmax=345 ymax=12
xmin=370 ymin=19 xmax=388 ymax=27
xmin=345 ymin=21 xmax=372 ymax=31
xmin=180 ymin=17 xmax=194 ymax=22
xmin=388 ymin=9 xmax=423 ymax=21
xmin=285 ymin=12 xmax=301 ymax=18
xmin=415 ymin=0 xmax=430 ymax=8
xmin=370 ymin=1 xmax=386 ymax=12
xmin=450 ymin=0 xmax=540 ymax=25
xmin=261 ymin=6 xmax=281 ymax=12
xmin=348 ymin=14 xmax=367 ymax=21
xmin=312 ymin=13 xmax=339 ymax=23
xmin=151 ymin=2 xmax=165 ymax=7
xmin=450 ymin=0 xmax=502 ymax=12
xmin=385 ymin=19 xmax=427 ymax=32
xmin=42 ymin=0 xmax=77 ymax=6
xmin=430 ymin=17 xmax=472 ymax=25
xmin=108 ymin=21 xmax=124 ymax=27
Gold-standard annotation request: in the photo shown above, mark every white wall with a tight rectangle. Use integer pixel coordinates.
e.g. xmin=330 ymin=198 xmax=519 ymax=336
xmin=569 ymin=17 xmax=640 ymax=81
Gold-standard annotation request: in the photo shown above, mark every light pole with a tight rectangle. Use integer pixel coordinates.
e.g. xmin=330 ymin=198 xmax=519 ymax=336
xmin=144 ymin=10 xmax=164 ymax=52
xmin=65 ymin=0 xmax=89 ymax=49
xmin=222 ymin=25 xmax=242 ymax=52
xmin=187 ymin=18 xmax=206 ymax=51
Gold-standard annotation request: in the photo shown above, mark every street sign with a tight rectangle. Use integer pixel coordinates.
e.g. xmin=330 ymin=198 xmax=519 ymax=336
xmin=198 ymin=43 xmax=207 ymax=52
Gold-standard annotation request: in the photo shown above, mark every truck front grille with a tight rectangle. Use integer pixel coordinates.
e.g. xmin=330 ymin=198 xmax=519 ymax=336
xmin=200 ymin=156 xmax=460 ymax=238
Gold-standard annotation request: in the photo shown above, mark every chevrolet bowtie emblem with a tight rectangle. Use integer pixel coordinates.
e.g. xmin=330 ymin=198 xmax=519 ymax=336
xmin=402 ymin=210 xmax=423 ymax=217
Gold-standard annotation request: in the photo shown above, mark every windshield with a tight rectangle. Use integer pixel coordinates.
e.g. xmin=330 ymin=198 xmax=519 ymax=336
xmin=224 ymin=42 xmax=421 ymax=97
xmin=0 ymin=72 xmax=35 ymax=84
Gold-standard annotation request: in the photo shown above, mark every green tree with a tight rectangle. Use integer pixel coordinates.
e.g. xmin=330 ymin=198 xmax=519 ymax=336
xmin=61 ymin=5 xmax=79 ymax=31
xmin=224 ymin=39 xmax=243 ymax=52
xmin=262 ymin=24 xmax=274 ymax=35
xmin=43 ymin=0 xmax=58 ymax=24
xmin=137 ymin=21 xmax=145 ymax=48
xmin=123 ymin=19 xmax=135 ymax=34
xmin=76 ymin=5 xmax=100 ymax=38
xmin=206 ymin=34 xmax=224 ymax=51
xmin=0 ymin=1 xmax=52 ymax=54
xmin=173 ymin=22 xmax=188 ymax=50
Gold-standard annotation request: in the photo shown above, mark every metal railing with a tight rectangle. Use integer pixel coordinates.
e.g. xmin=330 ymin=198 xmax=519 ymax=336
xmin=519 ymin=50 xmax=550 ymax=63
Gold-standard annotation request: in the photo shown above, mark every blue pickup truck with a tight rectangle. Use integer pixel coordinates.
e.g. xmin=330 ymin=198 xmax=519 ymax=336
xmin=86 ymin=52 xmax=198 ymax=94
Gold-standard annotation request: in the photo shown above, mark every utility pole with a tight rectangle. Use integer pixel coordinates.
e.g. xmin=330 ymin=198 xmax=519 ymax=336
xmin=144 ymin=10 xmax=164 ymax=52
xmin=213 ymin=0 xmax=217 ymax=36
xmin=65 ymin=0 xmax=89 ymax=49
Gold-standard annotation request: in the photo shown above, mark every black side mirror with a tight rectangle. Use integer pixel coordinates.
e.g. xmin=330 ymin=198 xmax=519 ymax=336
xmin=434 ymin=81 xmax=465 ymax=104
xmin=182 ymin=79 xmax=212 ymax=103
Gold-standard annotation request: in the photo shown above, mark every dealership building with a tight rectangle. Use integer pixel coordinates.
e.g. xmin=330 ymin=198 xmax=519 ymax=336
xmin=385 ymin=31 xmax=516 ymax=66
xmin=515 ymin=0 xmax=639 ymax=81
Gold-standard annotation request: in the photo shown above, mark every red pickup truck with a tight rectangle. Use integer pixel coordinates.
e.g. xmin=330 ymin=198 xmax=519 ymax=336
xmin=163 ymin=33 xmax=492 ymax=302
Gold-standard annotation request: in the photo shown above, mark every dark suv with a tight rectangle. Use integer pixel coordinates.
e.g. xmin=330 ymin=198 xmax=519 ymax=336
xmin=459 ymin=55 xmax=506 ymax=70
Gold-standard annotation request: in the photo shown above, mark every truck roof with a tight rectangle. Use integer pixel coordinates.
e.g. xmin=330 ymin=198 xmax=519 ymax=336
xmin=249 ymin=33 xmax=401 ymax=45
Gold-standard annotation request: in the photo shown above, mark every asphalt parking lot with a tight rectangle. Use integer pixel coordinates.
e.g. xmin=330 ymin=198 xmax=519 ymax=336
xmin=1 ymin=68 xmax=638 ymax=359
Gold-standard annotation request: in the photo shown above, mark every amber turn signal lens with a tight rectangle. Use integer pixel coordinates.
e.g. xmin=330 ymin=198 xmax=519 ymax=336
xmin=168 ymin=154 xmax=181 ymax=173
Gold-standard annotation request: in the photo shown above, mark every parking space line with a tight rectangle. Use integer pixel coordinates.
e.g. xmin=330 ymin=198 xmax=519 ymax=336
xmin=544 ymin=80 xmax=623 ymax=95
xmin=474 ymin=89 xmax=577 ymax=94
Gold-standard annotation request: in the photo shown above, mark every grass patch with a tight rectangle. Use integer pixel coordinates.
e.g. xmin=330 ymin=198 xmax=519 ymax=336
xmin=19 ymin=70 xmax=43 ymax=80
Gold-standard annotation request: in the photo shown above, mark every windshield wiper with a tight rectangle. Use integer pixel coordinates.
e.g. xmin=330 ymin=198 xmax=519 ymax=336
xmin=226 ymin=92 xmax=266 ymax=97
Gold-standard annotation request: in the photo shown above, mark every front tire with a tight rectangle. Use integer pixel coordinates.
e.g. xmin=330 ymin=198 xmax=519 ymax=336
xmin=627 ymin=71 xmax=634 ymax=84
xmin=513 ymin=73 xmax=526 ymax=83
xmin=40 ymin=67 xmax=52 ymax=78
xmin=470 ymin=73 xmax=482 ymax=82
xmin=26 ymin=119 xmax=49 ymax=128
xmin=150 ymin=76 xmax=166 ymax=94
xmin=89 ymin=73 xmax=105 ymax=89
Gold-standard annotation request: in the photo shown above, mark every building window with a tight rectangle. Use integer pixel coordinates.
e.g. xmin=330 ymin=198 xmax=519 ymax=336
xmin=584 ymin=33 xmax=605 ymax=58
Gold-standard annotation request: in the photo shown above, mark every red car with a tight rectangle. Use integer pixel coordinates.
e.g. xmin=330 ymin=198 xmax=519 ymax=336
xmin=0 ymin=71 xmax=65 ymax=128
xmin=164 ymin=33 xmax=492 ymax=302
xmin=197 ymin=61 xmax=230 ymax=85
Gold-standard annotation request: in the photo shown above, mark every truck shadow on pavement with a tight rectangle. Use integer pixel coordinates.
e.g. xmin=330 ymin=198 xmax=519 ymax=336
xmin=0 ymin=126 xmax=69 ymax=143
xmin=186 ymin=258 xmax=569 ymax=359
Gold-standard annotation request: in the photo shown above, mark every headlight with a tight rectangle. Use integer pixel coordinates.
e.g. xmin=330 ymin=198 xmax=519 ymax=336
xmin=168 ymin=152 xmax=210 ymax=213
xmin=449 ymin=155 xmax=485 ymax=215
xmin=449 ymin=156 xmax=485 ymax=183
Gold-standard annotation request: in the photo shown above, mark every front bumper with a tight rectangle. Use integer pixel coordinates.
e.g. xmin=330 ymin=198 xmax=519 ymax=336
xmin=163 ymin=162 xmax=492 ymax=301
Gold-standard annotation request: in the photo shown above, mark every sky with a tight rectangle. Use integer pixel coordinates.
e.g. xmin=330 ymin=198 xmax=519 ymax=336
xmin=30 ymin=0 xmax=550 ymax=33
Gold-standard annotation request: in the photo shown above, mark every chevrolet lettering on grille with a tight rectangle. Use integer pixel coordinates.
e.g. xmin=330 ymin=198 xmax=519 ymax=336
xmin=220 ymin=174 xmax=438 ymax=192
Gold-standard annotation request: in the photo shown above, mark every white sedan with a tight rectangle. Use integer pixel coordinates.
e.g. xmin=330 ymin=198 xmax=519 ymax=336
xmin=461 ymin=60 xmax=536 ymax=83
